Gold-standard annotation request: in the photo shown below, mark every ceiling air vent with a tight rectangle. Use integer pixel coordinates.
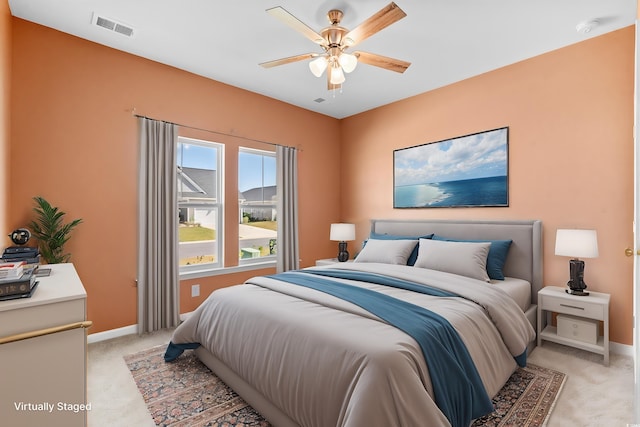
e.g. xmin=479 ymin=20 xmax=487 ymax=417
xmin=92 ymin=13 xmax=135 ymax=37
xmin=114 ymin=23 xmax=134 ymax=37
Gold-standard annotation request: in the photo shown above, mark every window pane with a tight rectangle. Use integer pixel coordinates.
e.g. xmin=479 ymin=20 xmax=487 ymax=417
xmin=178 ymin=207 xmax=218 ymax=266
xmin=239 ymin=149 xmax=277 ymax=261
xmin=178 ymin=147 xmax=218 ymax=205
xmin=178 ymin=143 xmax=217 ymax=170
xmin=178 ymin=138 xmax=222 ymax=269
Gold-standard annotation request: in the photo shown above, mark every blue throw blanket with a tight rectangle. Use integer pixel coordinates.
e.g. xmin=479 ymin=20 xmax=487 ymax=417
xmin=270 ymin=270 xmax=494 ymax=427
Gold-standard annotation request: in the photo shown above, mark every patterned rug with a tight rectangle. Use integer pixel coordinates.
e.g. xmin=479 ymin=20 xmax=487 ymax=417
xmin=125 ymin=345 xmax=566 ymax=427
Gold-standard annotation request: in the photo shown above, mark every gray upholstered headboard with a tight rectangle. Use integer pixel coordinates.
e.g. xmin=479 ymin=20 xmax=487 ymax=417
xmin=370 ymin=219 xmax=543 ymax=304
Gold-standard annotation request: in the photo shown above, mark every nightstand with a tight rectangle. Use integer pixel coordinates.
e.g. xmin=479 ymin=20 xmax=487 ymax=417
xmin=315 ymin=258 xmax=354 ymax=266
xmin=537 ymin=286 xmax=610 ymax=365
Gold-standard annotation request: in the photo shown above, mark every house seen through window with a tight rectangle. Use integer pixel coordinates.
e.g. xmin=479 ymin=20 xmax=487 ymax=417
xmin=238 ymin=147 xmax=277 ymax=263
xmin=177 ymin=137 xmax=223 ymax=270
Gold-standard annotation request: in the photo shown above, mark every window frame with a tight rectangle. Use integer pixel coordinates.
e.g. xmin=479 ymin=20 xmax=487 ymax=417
xmin=238 ymin=146 xmax=278 ymax=266
xmin=177 ymin=136 xmax=225 ymax=275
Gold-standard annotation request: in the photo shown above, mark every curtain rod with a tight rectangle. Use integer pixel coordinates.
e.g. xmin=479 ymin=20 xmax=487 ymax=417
xmin=131 ymin=109 xmax=298 ymax=150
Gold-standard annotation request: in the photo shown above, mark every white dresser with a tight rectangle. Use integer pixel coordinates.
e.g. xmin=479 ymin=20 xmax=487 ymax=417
xmin=0 ymin=263 xmax=90 ymax=427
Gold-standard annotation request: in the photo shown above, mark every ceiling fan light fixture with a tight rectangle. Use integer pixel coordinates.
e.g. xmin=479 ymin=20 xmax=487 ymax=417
xmin=339 ymin=52 xmax=358 ymax=73
xmin=309 ymin=56 xmax=328 ymax=77
xmin=262 ymin=3 xmax=411 ymax=91
xmin=330 ymin=65 xmax=346 ymax=85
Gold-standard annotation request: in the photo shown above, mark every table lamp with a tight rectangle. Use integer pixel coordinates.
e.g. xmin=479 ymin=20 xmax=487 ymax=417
xmin=330 ymin=223 xmax=355 ymax=262
xmin=554 ymin=229 xmax=599 ymax=296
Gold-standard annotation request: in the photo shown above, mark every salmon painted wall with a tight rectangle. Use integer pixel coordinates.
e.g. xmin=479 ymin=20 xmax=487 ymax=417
xmin=9 ymin=18 xmax=341 ymax=333
xmin=341 ymin=27 xmax=635 ymax=345
xmin=0 ymin=1 xmax=10 ymax=238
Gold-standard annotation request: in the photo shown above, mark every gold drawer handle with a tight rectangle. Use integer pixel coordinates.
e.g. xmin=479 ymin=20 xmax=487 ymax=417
xmin=0 ymin=321 xmax=93 ymax=345
xmin=625 ymin=248 xmax=640 ymax=256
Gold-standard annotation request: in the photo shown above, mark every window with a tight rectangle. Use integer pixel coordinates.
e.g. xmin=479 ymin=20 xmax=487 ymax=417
xmin=177 ymin=137 xmax=223 ymax=271
xmin=238 ymin=147 xmax=277 ymax=263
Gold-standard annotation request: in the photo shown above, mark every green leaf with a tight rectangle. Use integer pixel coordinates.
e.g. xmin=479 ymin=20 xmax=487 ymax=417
xmin=29 ymin=196 xmax=83 ymax=264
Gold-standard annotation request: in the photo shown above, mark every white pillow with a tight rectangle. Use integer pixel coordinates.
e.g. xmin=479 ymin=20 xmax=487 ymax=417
xmin=414 ymin=238 xmax=491 ymax=282
xmin=354 ymin=239 xmax=418 ymax=265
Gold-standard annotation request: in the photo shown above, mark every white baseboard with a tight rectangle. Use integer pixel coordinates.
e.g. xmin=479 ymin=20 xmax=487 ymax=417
xmin=610 ymin=341 xmax=634 ymax=357
xmin=87 ymin=312 xmax=194 ymax=344
xmin=88 ymin=324 xmax=138 ymax=344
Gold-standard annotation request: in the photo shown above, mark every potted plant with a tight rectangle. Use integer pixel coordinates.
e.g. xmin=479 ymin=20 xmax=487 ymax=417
xmin=29 ymin=196 xmax=83 ymax=264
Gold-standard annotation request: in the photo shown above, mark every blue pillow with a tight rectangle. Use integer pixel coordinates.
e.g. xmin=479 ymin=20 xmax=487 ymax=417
xmin=367 ymin=232 xmax=434 ymax=266
xmin=432 ymin=235 xmax=512 ymax=280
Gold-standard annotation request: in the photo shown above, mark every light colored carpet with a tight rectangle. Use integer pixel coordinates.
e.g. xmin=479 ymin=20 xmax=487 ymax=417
xmin=527 ymin=342 xmax=635 ymax=426
xmin=88 ymin=330 xmax=635 ymax=427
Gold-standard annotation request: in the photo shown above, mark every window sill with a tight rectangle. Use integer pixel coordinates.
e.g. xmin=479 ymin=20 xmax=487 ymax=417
xmin=179 ymin=260 xmax=276 ymax=280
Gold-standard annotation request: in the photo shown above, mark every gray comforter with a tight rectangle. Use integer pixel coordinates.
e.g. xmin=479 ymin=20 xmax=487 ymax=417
xmin=170 ymin=262 xmax=536 ymax=427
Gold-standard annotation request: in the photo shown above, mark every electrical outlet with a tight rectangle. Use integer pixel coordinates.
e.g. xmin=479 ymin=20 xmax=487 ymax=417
xmin=191 ymin=284 xmax=200 ymax=297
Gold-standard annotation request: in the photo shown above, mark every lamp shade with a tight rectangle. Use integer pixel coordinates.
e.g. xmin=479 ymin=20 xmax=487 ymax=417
xmin=309 ymin=56 xmax=328 ymax=77
xmin=555 ymin=229 xmax=599 ymax=258
xmin=339 ymin=52 xmax=358 ymax=73
xmin=330 ymin=223 xmax=355 ymax=242
xmin=330 ymin=65 xmax=345 ymax=85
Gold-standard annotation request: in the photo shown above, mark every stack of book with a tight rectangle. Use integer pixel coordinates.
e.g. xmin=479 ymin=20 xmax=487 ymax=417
xmin=0 ymin=262 xmax=39 ymax=300
xmin=1 ymin=246 xmax=40 ymax=265
xmin=0 ymin=261 xmax=25 ymax=279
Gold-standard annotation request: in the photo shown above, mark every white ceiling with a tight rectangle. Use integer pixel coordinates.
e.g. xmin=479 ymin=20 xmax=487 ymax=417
xmin=8 ymin=0 xmax=637 ymax=119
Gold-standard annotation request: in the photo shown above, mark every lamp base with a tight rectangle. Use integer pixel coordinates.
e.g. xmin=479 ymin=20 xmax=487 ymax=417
xmin=566 ymin=289 xmax=590 ymax=296
xmin=337 ymin=241 xmax=349 ymax=262
xmin=566 ymin=258 xmax=589 ymax=296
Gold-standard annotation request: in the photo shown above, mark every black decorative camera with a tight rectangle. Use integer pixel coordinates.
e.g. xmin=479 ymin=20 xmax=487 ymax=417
xmin=8 ymin=228 xmax=31 ymax=246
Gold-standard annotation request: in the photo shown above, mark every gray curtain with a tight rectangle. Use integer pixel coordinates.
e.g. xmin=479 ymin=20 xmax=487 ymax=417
xmin=276 ymin=145 xmax=300 ymax=272
xmin=137 ymin=117 xmax=180 ymax=333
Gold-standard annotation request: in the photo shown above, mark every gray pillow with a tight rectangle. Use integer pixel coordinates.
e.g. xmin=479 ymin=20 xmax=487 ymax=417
xmin=354 ymin=239 xmax=418 ymax=265
xmin=414 ymin=238 xmax=491 ymax=282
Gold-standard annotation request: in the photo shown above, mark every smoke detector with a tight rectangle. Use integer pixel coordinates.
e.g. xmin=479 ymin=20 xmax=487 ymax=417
xmin=576 ymin=19 xmax=599 ymax=35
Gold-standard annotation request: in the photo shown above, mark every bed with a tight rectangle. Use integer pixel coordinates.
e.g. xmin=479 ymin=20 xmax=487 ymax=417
xmin=166 ymin=219 xmax=542 ymax=427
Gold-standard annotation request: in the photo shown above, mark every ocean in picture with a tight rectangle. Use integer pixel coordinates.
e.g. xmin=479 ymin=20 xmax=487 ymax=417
xmin=394 ymin=175 xmax=508 ymax=208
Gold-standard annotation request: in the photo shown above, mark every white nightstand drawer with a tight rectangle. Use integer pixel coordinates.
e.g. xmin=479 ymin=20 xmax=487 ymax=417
xmin=557 ymin=314 xmax=598 ymax=344
xmin=543 ymin=297 xmax=604 ymax=320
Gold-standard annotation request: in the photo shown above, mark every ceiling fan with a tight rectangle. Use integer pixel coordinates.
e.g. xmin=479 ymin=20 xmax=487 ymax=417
xmin=259 ymin=2 xmax=411 ymax=90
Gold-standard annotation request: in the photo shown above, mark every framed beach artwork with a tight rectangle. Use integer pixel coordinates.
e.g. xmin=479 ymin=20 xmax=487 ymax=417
xmin=393 ymin=127 xmax=509 ymax=208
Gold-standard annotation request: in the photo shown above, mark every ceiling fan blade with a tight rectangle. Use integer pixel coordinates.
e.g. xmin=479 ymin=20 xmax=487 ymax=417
xmin=344 ymin=2 xmax=407 ymax=47
xmin=327 ymin=67 xmax=341 ymax=91
xmin=260 ymin=53 xmax=317 ymax=68
xmin=267 ymin=7 xmax=327 ymax=46
xmin=354 ymin=51 xmax=411 ymax=73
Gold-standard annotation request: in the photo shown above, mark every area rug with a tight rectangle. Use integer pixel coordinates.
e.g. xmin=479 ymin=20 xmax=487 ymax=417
xmin=125 ymin=345 xmax=566 ymax=427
